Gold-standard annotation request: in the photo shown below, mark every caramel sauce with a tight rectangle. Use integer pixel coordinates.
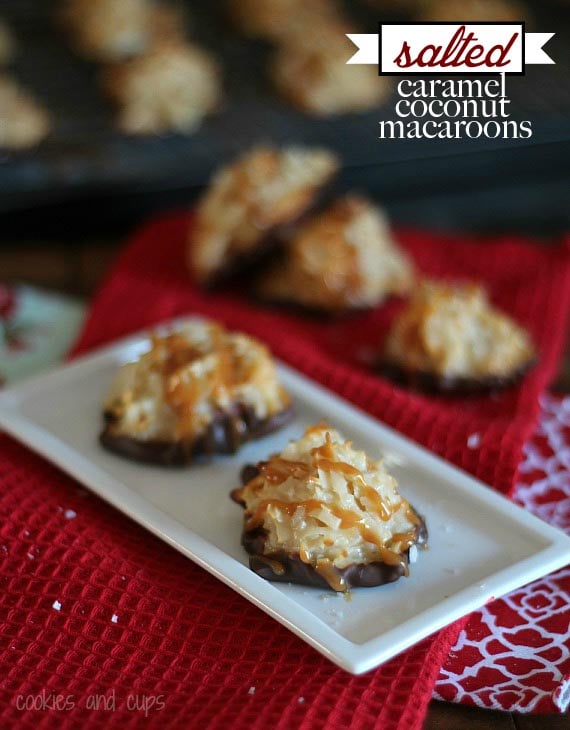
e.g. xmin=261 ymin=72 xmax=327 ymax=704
xmin=310 ymin=432 xmax=337 ymax=460
xmin=405 ymin=505 xmax=421 ymax=526
xmin=310 ymin=432 xmax=396 ymax=521
xmin=390 ymin=531 xmax=417 ymax=551
xmin=246 ymin=499 xmax=323 ymax=531
xmin=259 ymin=458 xmax=313 ymax=485
xmin=379 ymin=548 xmax=408 ymax=575
xmin=303 ymin=422 xmax=331 ymax=438
xmin=148 ymin=324 xmax=254 ymax=440
xmin=255 ymin=556 xmax=285 ymax=576
xmin=247 ymin=432 xmax=407 ymax=535
xmin=247 ymin=498 xmax=400 ymax=554
xmin=241 ymin=429 xmax=418 ymax=585
xmin=362 ymin=486 xmax=392 ymax=522
xmin=314 ymin=559 xmax=346 ymax=593
xmin=314 ymin=457 xmax=361 ymax=477
xmin=248 ymin=498 xmax=411 ymax=586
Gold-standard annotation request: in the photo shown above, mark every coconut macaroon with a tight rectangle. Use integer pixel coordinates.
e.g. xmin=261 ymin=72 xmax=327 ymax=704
xmin=0 ymin=75 xmax=51 ymax=150
xmin=228 ymin=0 xmax=345 ymax=42
xmin=381 ymin=280 xmax=536 ymax=393
xmin=271 ymin=28 xmax=393 ymax=115
xmin=102 ymin=40 xmax=221 ymax=135
xmin=257 ymin=196 xmax=414 ymax=313
xmin=417 ymin=0 xmax=525 ymax=22
xmin=188 ymin=146 xmax=339 ymax=288
xmin=60 ymin=0 xmax=185 ymax=61
xmin=232 ymin=423 xmax=427 ymax=591
xmin=0 ymin=20 xmax=16 ymax=65
xmin=61 ymin=0 xmax=155 ymax=61
xmin=100 ymin=322 xmax=293 ymax=465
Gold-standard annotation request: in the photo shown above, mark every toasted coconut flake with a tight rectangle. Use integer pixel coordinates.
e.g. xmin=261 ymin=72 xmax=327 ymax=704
xmin=384 ymin=280 xmax=536 ymax=381
xmin=189 ymin=146 xmax=339 ymax=286
xmin=235 ymin=424 xmax=425 ymax=590
xmin=257 ymin=196 xmax=414 ymax=312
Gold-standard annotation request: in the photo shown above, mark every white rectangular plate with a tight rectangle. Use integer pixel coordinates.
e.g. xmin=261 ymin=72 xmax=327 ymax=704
xmin=1 ymin=318 xmax=569 ymax=675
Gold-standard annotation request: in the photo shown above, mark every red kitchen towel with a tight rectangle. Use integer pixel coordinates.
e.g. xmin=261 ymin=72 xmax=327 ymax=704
xmin=0 ymin=213 xmax=568 ymax=729
xmin=0 ymin=433 xmax=464 ymax=730
xmin=74 ymin=213 xmax=570 ymax=496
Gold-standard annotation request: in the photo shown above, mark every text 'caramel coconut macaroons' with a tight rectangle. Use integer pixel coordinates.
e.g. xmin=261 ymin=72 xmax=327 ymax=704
xmin=256 ymin=196 xmax=415 ymax=314
xmin=188 ymin=146 xmax=340 ymax=288
xmin=270 ymin=26 xmax=394 ymax=116
xmin=381 ymin=280 xmax=537 ymax=394
xmin=0 ymin=74 xmax=51 ymax=150
xmin=232 ymin=423 xmax=427 ymax=592
xmin=100 ymin=321 xmax=293 ymax=466
xmin=102 ymin=40 xmax=222 ymax=135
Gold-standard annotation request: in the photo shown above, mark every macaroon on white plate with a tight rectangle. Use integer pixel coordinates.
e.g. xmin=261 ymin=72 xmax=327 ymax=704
xmin=0 ymin=318 xmax=568 ymax=674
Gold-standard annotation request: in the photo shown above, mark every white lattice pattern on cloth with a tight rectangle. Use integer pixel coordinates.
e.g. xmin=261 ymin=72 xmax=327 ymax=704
xmin=434 ymin=394 xmax=570 ymax=713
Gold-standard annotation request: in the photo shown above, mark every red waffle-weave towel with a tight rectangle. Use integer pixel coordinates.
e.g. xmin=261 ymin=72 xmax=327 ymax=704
xmin=75 ymin=213 xmax=570 ymax=496
xmin=0 ymin=434 xmax=463 ymax=730
xmin=0 ymin=214 xmax=568 ymax=729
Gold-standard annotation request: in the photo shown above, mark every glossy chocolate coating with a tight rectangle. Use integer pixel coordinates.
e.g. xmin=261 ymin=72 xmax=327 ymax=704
xmin=377 ymin=358 xmax=536 ymax=396
xmin=100 ymin=404 xmax=294 ymax=466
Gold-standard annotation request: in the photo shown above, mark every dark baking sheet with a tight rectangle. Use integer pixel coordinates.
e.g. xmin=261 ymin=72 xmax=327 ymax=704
xmin=0 ymin=0 xmax=569 ymax=225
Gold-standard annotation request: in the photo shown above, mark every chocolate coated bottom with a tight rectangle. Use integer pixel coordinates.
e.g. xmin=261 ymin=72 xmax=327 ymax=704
xmin=377 ymin=358 xmax=536 ymax=395
xmin=234 ymin=465 xmax=428 ymax=591
xmin=100 ymin=404 xmax=294 ymax=466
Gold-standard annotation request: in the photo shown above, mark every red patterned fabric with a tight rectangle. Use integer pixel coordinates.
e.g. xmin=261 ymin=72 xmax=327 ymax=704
xmin=436 ymin=394 xmax=570 ymax=714
xmin=0 ymin=214 xmax=569 ymax=728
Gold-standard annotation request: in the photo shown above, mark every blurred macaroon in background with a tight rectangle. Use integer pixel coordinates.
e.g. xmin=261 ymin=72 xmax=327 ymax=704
xmin=0 ymin=0 xmax=568 ymax=281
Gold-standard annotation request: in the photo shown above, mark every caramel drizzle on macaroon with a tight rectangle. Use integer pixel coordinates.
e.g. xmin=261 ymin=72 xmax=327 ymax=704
xmin=242 ymin=427 xmax=416 ymax=585
xmin=154 ymin=325 xmax=236 ymax=439
xmin=148 ymin=324 xmax=277 ymax=441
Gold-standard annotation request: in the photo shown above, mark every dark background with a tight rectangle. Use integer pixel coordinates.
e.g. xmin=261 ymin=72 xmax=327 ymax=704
xmin=0 ymin=0 xmax=569 ymax=241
